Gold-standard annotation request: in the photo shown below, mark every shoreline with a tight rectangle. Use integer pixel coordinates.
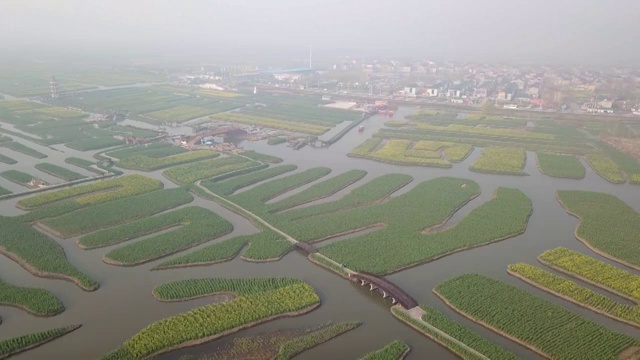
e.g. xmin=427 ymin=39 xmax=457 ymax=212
xmin=135 ymin=302 xmax=321 ymax=360
xmin=0 ymin=247 xmax=97 ymax=292
xmin=507 ymin=269 xmax=640 ymax=329
xmin=556 ymin=194 xmax=640 ymax=272
xmin=432 ymin=289 xmax=551 ymax=359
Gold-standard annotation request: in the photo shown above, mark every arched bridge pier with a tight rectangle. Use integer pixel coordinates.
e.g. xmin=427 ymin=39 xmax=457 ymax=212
xmin=348 ymin=272 xmax=418 ymax=309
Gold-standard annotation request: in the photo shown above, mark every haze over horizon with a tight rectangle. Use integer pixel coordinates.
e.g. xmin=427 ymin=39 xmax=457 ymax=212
xmin=2 ymin=0 xmax=640 ymax=66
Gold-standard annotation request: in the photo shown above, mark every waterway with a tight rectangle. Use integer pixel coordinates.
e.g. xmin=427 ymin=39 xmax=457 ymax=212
xmin=0 ymin=107 xmax=638 ymax=359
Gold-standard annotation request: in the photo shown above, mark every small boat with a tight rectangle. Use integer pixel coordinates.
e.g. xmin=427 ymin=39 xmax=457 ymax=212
xmin=358 ymin=125 xmax=365 ymax=132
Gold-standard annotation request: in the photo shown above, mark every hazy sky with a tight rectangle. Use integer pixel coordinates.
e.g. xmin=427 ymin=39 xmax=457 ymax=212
xmin=2 ymin=0 xmax=640 ymax=64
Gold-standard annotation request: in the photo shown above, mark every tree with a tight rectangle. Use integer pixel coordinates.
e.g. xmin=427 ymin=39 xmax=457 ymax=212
xmin=481 ymin=100 xmax=495 ymax=115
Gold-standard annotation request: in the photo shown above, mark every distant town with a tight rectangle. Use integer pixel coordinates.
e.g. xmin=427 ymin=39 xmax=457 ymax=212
xmin=179 ymin=58 xmax=640 ymax=116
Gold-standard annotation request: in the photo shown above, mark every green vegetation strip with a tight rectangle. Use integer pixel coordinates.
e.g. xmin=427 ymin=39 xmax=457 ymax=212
xmin=280 ymin=174 xmax=412 ymax=221
xmin=392 ymin=306 xmax=516 ymax=360
xmin=116 ymin=150 xmax=219 ymax=171
xmin=0 ymin=325 xmax=81 ymax=360
xmin=585 ymin=153 xmax=625 ymax=183
xmin=35 ymin=163 xmax=86 ymax=181
xmin=230 ymin=167 xmax=332 ymax=211
xmin=508 ymin=263 xmax=640 ymax=327
xmin=154 ymin=230 xmax=293 ymax=269
xmin=351 ymin=139 xmax=452 ymax=167
xmin=163 ymin=156 xmax=257 ymax=185
xmin=40 ymin=188 xmax=193 ymax=238
xmin=469 ymin=147 xmax=526 ymax=175
xmin=597 ymin=142 xmax=640 ymax=183
xmin=65 ymin=157 xmax=104 ymax=174
xmin=65 ymin=136 xmax=124 ymax=151
xmin=538 ymin=247 xmax=640 ymax=302
xmin=359 ymin=340 xmax=410 ymax=360
xmin=0 ymin=142 xmax=47 ymax=158
xmin=102 ymin=278 xmax=320 ymax=360
xmin=18 ymin=174 xmax=161 ymax=209
xmin=0 ymin=170 xmax=38 ymax=186
xmin=557 ymin=190 xmax=640 ymax=270
xmin=434 ymin=274 xmax=640 ymax=360
xmin=0 ymin=153 xmax=17 ymax=164
xmin=273 ymin=321 xmax=361 ymax=360
xmin=0 ymin=185 xmax=10 ymax=196
xmin=0 ymin=276 xmax=64 ymax=316
xmin=318 ymin=185 xmax=531 ymax=274
xmin=240 ymin=150 xmax=283 ymax=163
xmin=100 ymin=207 xmax=233 ymax=266
xmin=201 ymin=165 xmax=297 ymax=196
xmin=309 ymin=253 xmax=349 ymax=277
xmin=106 ymin=142 xmax=186 ymax=159
xmin=267 ymin=170 xmax=367 ymax=213
xmin=0 ymin=217 xmax=98 ymax=291
xmin=536 ymin=152 xmax=585 ymax=179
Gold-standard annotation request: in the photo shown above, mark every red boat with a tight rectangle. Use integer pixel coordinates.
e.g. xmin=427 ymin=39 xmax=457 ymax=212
xmin=358 ymin=125 xmax=365 ymax=132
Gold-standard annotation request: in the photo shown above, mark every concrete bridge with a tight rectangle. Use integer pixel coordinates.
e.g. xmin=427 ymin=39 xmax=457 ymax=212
xmin=348 ymin=272 xmax=418 ymax=309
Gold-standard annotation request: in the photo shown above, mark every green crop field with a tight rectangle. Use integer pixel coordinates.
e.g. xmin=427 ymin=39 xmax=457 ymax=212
xmin=435 ymin=274 xmax=640 ymax=360
xmin=65 ymin=136 xmax=124 ymax=151
xmin=0 ymin=170 xmax=38 ymax=187
xmin=273 ymin=321 xmax=361 ymax=360
xmin=240 ymin=150 xmax=283 ymax=164
xmin=65 ymin=157 xmax=105 ymax=174
xmin=350 ymin=139 xmax=451 ymax=167
xmin=508 ymin=263 xmax=640 ymax=327
xmin=0 ymin=142 xmax=47 ymax=158
xmin=469 ymin=147 xmax=526 ymax=175
xmin=0 ymin=153 xmax=17 ymax=164
xmin=359 ymin=340 xmax=409 ymax=360
xmin=40 ymin=188 xmax=193 ymax=238
xmin=201 ymin=165 xmax=298 ymax=196
xmin=229 ymin=167 xmax=333 ymax=210
xmin=163 ymin=156 xmax=258 ymax=185
xmin=536 ymin=152 xmax=585 ymax=179
xmin=81 ymin=207 xmax=234 ymax=266
xmin=597 ymin=142 xmax=640 ymax=182
xmin=279 ymin=174 xmax=412 ymax=221
xmin=101 ymin=278 xmax=320 ymax=360
xmin=392 ymin=306 xmax=516 ymax=360
xmin=211 ymin=112 xmax=330 ymax=135
xmin=35 ymin=163 xmax=86 ymax=181
xmin=144 ymin=105 xmax=227 ymax=123
xmin=18 ymin=174 xmax=162 ymax=209
xmin=557 ymin=191 xmax=640 ymax=269
xmin=116 ymin=149 xmax=219 ymax=171
xmin=0 ymin=277 xmax=64 ymax=316
xmin=538 ymin=247 xmax=640 ymax=302
xmin=267 ymin=170 xmax=367 ymax=213
xmin=0 ymin=185 xmax=11 ymax=196
xmin=318 ymin=185 xmax=531 ymax=274
xmin=106 ymin=142 xmax=187 ymax=159
xmin=0 ymin=217 xmax=98 ymax=291
xmin=0 ymin=325 xmax=81 ymax=359
xmin=585 ymin=153 xmax=625 ymax=183
xmin=154 ymin=230 xmax=293 ymax=269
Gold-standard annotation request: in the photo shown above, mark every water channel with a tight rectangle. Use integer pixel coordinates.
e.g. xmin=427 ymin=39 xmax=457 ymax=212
xmin=0 ymin=107 xmax=638 ymax=359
